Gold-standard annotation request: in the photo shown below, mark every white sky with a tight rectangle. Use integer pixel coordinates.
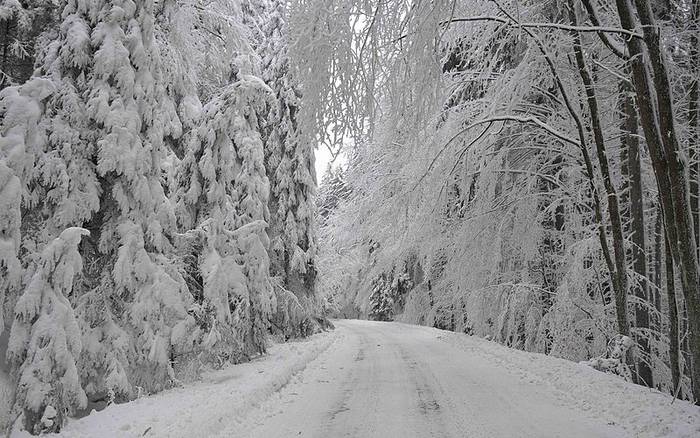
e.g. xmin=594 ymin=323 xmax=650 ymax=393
xmin=315 ymin=146 xmax=347 ymax=186
xmin=315 ymin=146 xmax=334 ymax=182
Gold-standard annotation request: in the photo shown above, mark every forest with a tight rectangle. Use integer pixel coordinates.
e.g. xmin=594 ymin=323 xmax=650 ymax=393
xmin=0 ymin=0 xmax=699 ymax=435
xmin=0 ymin=0 xmax=319 ymax=433
xmin=315 ymin=0 xmax=700 ymax=408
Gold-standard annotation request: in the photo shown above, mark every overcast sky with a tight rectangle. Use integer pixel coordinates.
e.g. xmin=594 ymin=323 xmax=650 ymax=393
xmin=315 ymin=146 xmax=333 ymax=182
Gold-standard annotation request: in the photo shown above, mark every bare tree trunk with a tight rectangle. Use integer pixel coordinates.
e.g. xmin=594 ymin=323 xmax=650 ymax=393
xmin=500 ymin=3 xmax=629 ymax=339
xmin=0 ymin=19 xmax=11 ymax=89
xmin=621 ymin=80 xmax=653 ymax=386
xmin=570 ymin=12 xmax=630 ymax=339
xmin=610 ymin=0 xmax=700 ymax=403
xmin=666 ymin=220 xmax=681 ymax=394
xmin=653 ymin=211 xmax=663 ymax=294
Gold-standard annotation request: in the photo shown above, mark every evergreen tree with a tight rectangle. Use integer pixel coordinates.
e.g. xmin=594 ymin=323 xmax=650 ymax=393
xmin=0 ymin=0 xmax=57 ymax=89
xmin=0 ymin=0 xmax=191 ymax=410
xmin=368 ymin=274 xmax=393 ymax=322
xmin=173 ymin=68 xmax=274 ymax=360
xmin=6 ymin=227 xmax=88 ymax=433
xmin=317 ymin=165 xmax=351 ymax=223
xmin=0 ymin=161 xmax=21 ymax=332
xmin=248 ymin=0 xmax=317 ymax=300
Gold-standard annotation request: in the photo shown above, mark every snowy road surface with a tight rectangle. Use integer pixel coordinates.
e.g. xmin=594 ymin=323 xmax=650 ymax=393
xmin=56 ymin=320 xmax=700 ymax=438
xmin=236 ymin=320 xmax=623 ymax=438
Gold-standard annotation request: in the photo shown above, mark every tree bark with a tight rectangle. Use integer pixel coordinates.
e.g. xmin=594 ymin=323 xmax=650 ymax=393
xmin=610 ymin=0 xmax=700 ymax=403
xmin=666 ymin=223 xmax=681 ymax=394
xmin=501 ymin=3 xmax=627 ymax=338
xmin=571 ymin=12 xmax=630 ymax=338
xmin=621 ymin=80 xmax=653 ymax=386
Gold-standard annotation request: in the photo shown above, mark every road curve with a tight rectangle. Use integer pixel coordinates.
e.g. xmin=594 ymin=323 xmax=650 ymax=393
xmin=238 ymin=320 xmax=627 ymax=438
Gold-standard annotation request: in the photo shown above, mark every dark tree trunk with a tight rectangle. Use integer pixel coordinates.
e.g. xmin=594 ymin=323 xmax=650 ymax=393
xmin=611 ymin=0 xmax=700 ymax=403
xmin=570 ymin=16 xmax=630 ymax=338
xmin=621 ymin=82 xmax=653 ymax=386
xmin=666 ymin=228 xmax=681 ymax=394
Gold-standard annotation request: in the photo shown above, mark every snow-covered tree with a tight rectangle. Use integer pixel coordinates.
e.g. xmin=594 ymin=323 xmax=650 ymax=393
xmin=368 ymin=265 xmax=412 ymax=322
xmin=248 ymin=0 xmax=317 ymax=301
xmin=0 ymin=161 xmax=21 ymax=332
xmin=174 ymin=69 xmax=274 ymax=360
xmin=317 ymin=165 xmax=351 ymax=223
xmin=6 ymin=227 xmax=88 ymax=434
xmin=0 ymin=0 xmax=57 ymax=89
xmin=0 ymin=0 xmax=194 ymax=408
xmin=368 ymin=275 xmax=393 ymax=322
xmin=305 ymin=0 xmax=700 ymax=400
xmin=0 ymin=0 xmax=331 ymax=428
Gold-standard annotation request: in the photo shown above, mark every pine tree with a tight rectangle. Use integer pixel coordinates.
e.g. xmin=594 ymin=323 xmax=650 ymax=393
xmin=317 ymin=166 xmax=350 ymax=222
xmin=0 ymin=0 xmax=57 ymax=89
xmin=6 ymin=227 xmax=88 ymax=434
xmin=369 ymin=275 xmax=393 ymax=322
xmin=82 ymin=0 xmax=191 ymax=395
xmin=0 ymin=0 xmax=191 ymax=407
xmin=248 ymin=0 xmax=317 ymax=301
xmin=173 ymin=68 xmax=274 ymax=360
xmin=0 ymin=161 xmax=21 ymax=333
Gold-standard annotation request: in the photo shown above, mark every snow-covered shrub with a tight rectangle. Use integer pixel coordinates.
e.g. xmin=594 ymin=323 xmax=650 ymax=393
xmin=581 ymin=335 xmax=634 ymax=382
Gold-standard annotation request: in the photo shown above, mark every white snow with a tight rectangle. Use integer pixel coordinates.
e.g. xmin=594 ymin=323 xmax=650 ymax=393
xmin=49 ymin=331 xmax=336 ymax=437
xmin=47 ymin=320 xmax=700 ymax=438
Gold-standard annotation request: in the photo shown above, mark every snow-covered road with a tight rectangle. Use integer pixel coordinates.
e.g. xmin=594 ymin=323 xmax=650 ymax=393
xmin=235 ymin=320 xmax=622 ymax=438
xmin=55 ymin=319 xmax=700 ymax=438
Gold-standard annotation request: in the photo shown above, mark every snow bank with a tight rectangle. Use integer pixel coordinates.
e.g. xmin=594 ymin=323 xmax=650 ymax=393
xmin=434 ymin=327 xmax=700 ymax=438
xmin=49 ymin=331 xmax=337 ymax=438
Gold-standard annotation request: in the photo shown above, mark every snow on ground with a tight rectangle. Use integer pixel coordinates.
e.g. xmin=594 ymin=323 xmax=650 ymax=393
xmin=437 ymin=325 xmax=700 ymax=438
xmin=45 ymin=320 xmax=700 ymax=438
xmin=48 ymin=331 xmax=337 ymax=438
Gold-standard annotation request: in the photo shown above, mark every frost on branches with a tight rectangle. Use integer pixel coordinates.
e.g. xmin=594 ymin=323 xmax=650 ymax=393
xmin=369 ymin=267 xmax=413 ymax=322
xmin=0 ymin=0 xmax=322 ymax=431
xmin=245 ymin=0 xmax=318 ymax=337
xmin=310 ymin=0 xmax=688 ymax=395
xmin=0 ymin=0 xmax=190 ymax=430
xmin=173 ymin=70 xmax=274 ymax=363
xmin=6 ymin=228 xmax=88 ymax=434
xmin=0 ymin=162 xmax=21 ymax=332
xmin=581 ymin=335 xmax=634 ymax=382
